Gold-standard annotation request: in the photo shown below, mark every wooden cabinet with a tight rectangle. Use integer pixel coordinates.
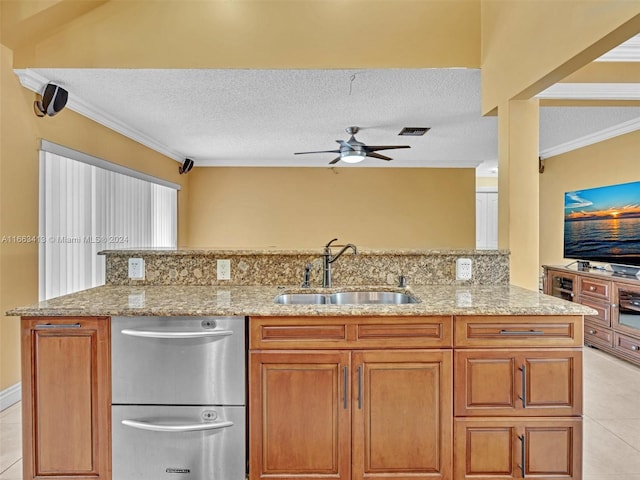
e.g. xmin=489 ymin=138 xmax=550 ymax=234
xmin=454 ymin=418 xmax=582 ymax=480
xmin=249 ymin=316 xmax=453 ymax=480
xmin=454 ymin=349 xmax=582 ymax=417
xmin=21 ymin=316 xmax=111 ymax=480
xmin=249 ymin=351 xmax=351 ymax=480
xmin=453 ymin=315 xmax=582 ymax=480
xmin=544 ymin=265 xmax=640 ymax=366
xmin=352 ymin=350 xmax=452 ymax=480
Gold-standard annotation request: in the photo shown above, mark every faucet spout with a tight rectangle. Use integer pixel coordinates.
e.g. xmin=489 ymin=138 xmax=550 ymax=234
xmin=322 ymin=239 xmax=357 ymax=288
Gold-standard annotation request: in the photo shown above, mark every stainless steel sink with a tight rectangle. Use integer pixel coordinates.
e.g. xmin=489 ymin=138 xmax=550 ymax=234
xmin=274 ymin=291 xmax=418 ymax=305
xmin=273 ymin=293 xmax=327 ymax=304
xmin=329 ymin=291 xmax=417 ymax=304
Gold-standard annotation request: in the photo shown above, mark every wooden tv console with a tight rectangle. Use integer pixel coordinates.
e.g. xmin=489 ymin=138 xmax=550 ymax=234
xmin=544 ymin=265 xmax=640 ymax=366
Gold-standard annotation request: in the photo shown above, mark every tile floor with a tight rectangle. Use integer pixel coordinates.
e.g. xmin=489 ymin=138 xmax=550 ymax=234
xmin=1 ymin=346 xmax=639 ymax=479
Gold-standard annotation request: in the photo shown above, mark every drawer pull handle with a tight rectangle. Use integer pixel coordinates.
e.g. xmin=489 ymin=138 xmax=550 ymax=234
xmin=589 ymin=329 xmax=596 ymax=335
xmin=589 ymin=286 xmax=596 ymax=291
xmin=518 ymin=434 xmax=526 ymax=478
xmin=518 ymin=364 xmax=527 ymax=408
xmin=499 ymin=330 xmax=544 ymax=336
xmin=35 ymin=323 xmax=81 ymax=329
xmin=632 ymin=345 xmax=639 ymax=352
xmin=122 ymin=419 xmax=233 ymax=433
xmin=121 ymin=329 xmax=233 ymax=339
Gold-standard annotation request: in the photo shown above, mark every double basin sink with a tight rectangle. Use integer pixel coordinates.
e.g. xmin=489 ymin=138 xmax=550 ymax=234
xmin=274 ymin=290 xmax=418 ymax=305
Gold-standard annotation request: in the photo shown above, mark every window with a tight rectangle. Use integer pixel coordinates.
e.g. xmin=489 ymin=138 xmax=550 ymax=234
xmin=39 ymin=141 xmax=178 ymax=300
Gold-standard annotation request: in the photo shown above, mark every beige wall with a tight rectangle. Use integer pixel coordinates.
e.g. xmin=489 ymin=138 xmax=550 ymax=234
xmin=539 ymin=129 xmax=640 ymax=269
xmin=481 ymin=1 xmax=640 ymax=114
xmin=476 ymin=176 xmax=498 ymax=189
xmin=0 ymin=43 xmax=189 ymax=391
xmin=12 ymin=0 xmax=480 ymax=69
xmin=186 ymin=167 xmax=476 ymax=250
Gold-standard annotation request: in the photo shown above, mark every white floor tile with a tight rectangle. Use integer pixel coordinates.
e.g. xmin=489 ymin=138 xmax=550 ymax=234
xmin=583 ymin=416 xmax=640 ymax=475
xmin=0 ymin=460 xmax=21 ymax=480
xmin=0 ymin=405 xmax=21 ymax=425
xmin=0 ymin=423 xmax=21 ymax=473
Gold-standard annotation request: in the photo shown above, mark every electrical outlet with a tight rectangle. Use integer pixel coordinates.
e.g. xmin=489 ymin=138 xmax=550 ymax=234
xmin=128 ymin=258 xmax=145 ymax=280
xmin=456 ymin=258 xmax=472 ymax=281
xmin=217 ymin=259 xmax=231 ymax=280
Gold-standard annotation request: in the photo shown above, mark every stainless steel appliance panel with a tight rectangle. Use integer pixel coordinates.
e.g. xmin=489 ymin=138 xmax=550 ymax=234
xmin=111 ymin=316 xmax=245 ymax=405
xmin=112 ymin=405 xmax=246 ymax=480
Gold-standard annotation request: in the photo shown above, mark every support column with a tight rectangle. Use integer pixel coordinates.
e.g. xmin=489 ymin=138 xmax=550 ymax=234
xmin=498 ymin=99 xmax=540 ymax=290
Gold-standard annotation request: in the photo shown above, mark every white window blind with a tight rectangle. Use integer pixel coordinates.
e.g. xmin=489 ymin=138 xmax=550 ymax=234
xmin=39 ymin=143 xmax=178 ymax=300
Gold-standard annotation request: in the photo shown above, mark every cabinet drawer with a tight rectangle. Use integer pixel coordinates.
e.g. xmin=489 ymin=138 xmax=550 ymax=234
xmin=454 ymin=349 xmax=582 ymax=417
xmin=578 ymin=296 xmax=611 ymax=327
xmin=584 ymin=320 xmax=613 ymax=348
xmin=250 ymin=316 xmax=452 ymax=349
xmin=578 ymin=277 xmax=611 ymax=301
xmin=614 ymin=332 xmax=640 ymax=363
xmin=454 ymin=316 xmax=582 ymax=347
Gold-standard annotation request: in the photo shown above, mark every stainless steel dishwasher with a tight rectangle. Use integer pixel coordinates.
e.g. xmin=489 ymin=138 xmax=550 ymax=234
xmin=111 ymin=316 xmax=246 ymax=480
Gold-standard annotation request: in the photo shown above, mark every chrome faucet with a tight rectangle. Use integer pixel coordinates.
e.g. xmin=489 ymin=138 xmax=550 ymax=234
xmin=322 ymin=238 xmax=357 ymax=287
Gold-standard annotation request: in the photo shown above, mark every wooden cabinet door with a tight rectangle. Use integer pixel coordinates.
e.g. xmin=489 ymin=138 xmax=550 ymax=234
xmin=454 ymin=349 xmax=582 ymax=416
xmin=454 ymin=418 xmax=582 ymax=480
xmin=249 ymin=350 xmax=351 ymax=480
xmin=352 ymin=350 xmax=452 ymax=480
xmin=21 ymin=317 xmax=111 ymax=480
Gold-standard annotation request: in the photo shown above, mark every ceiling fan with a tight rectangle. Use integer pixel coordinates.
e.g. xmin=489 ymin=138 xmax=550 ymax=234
xmin=294 ymin=126 xmax=411 ymax=165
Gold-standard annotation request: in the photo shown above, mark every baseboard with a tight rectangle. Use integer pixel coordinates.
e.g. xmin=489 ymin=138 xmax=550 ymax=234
xmin=0 ymin=382 xmax=21 ymax=411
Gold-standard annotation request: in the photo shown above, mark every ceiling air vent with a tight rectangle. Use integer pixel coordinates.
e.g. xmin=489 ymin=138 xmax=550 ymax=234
xmin=398 ymin=127 xmax=430 ymax=136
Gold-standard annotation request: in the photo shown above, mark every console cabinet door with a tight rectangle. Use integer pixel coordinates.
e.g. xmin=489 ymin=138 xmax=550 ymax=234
xmin=249 ymin=351 xmax=351 ymax=480
xmin=351 ymin=350 xmax=452 ymax=480
xmin=454 ymin=418 xmax=582 ymax=480
xmin=21 ymin=317 xmax=111 ymax=480
xmin=454 ymin=349 xmax=582 ymax=417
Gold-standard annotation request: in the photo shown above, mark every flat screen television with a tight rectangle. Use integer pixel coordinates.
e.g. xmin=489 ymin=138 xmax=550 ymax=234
xmin=564 ymin=180 xmax=640 ymax=274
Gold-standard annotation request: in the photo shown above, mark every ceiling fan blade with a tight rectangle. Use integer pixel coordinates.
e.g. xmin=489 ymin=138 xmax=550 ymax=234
xmin=366 ymin=152 xmax=393 ymax=161
xmin=294 ymin=149 xmax=341 ymax=155
xmin=337 ymin=140 xmax=355 ymax=150
xmin=365 ymin=145 xmax=411 ymax=152
xmin=329 ymin=157 xmax=341 ymax=165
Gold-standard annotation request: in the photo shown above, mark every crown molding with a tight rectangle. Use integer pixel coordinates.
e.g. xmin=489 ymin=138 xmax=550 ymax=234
xmin=14 ymin=69 xmax=182 ymax=162
xmin=536 ymin=83 xmax=640 ymax=100
xmin=596 ymin=34 xmax=640 ymax=62
xmin=540 ymin=116 xmax=640 ymax=159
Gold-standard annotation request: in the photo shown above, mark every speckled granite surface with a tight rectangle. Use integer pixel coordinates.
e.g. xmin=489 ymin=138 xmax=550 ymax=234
xmin=103 ymin=249 xmax=510 ymax=286
xmin=8 ymin=284 xmax=596 ymax=317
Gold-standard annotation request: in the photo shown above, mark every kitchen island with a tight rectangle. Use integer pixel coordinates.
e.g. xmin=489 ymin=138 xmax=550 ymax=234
xmin=9 ymin=281 xmax=593 ymax=480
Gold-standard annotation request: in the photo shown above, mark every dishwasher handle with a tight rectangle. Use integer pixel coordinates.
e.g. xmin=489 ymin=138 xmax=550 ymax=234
xmin=121 ymin=328 xmax=233 ymax=339
xmin=122 ymin=419 xmax=233 ymax=432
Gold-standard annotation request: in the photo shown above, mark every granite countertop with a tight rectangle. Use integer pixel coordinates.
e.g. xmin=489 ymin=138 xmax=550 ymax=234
xmin=7 ymin=284 xmax=596 ymax=317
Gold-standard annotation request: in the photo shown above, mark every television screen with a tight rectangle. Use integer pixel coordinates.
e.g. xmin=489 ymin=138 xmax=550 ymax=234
xmin=564 ymin=181 xmax=640 ymax=268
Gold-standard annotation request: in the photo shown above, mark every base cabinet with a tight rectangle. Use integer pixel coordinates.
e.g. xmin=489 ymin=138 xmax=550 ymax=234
xmin=21 ymin=317 xmax=111 ymax=480
xmin=454 ymin=418 xmax=582 ymax=480
xmin=249 ymin=349 xmax=452 ymax=480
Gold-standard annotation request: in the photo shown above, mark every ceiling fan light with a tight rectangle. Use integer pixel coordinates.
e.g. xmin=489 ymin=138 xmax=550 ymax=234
xmin=341 ymin=150 xmax=366 ymax=164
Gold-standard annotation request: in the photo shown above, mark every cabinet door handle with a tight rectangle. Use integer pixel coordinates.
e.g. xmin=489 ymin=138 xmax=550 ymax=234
xmin=357 ymin=365 xmax=363 ymax=410
xmin=35 ymin=323 xmax=81 ymax=329
xmin=343 ymin=366 xmax=348 ymax=410
xmin=589 ymin=329 xmax=596 ymax=335
xmin=632 ymin=345 xmax=639 ymax=352
xmin=518 ymin=364 xmax=527 ymax=408
xmin=518 ymin=434 xmax=526 ymax=478
xmin=500 ymin=330 xmax=544 ymax=336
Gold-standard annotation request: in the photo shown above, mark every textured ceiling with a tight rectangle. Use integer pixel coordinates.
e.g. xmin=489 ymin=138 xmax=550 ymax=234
xmin=19 ymin=67 xmax=640 ymax=176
